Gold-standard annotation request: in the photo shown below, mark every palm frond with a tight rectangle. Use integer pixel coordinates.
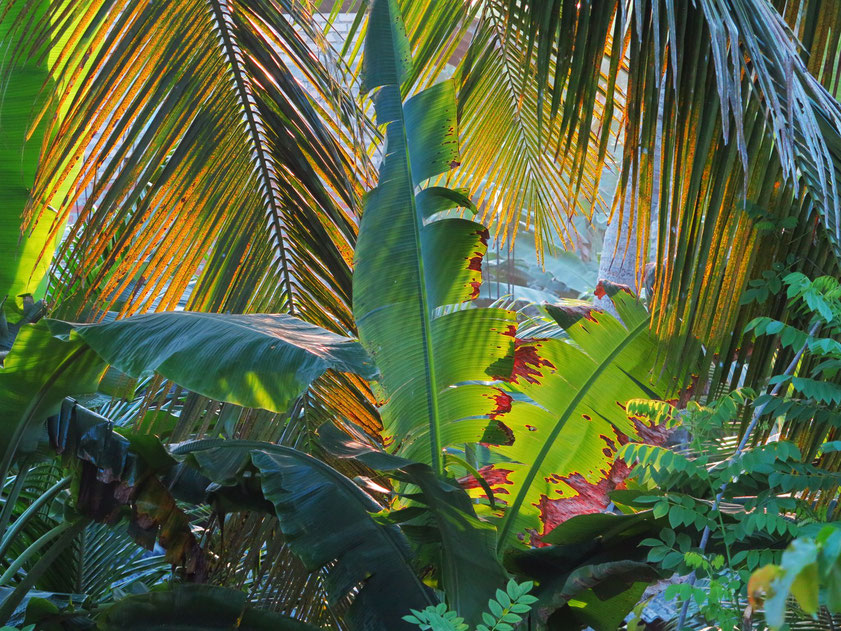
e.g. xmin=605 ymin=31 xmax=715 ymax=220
xmin=2 ymin=0 xmax=365 ymax=332
xmin=337 ymin=0 xmax=619 ymax=252
xmin=448 ymin=0 xmax=621 ymax=252
xmin=1 ymin=0 xmax=383 ymax=488
xmin=774 ymin=1 xmax=841 ymax=100
xmin=358 ymin=0 xmax=841 ymax=400
xmin=203 ymin=511 xmax=347 ymax=629
xmin=489 ymin=2 xmax=841 ymax=395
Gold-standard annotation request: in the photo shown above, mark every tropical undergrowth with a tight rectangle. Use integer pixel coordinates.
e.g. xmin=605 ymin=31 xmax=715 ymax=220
xmin=619 ymin=273 xmax=841 ymax=629
xmin=0 ymin=1 xmax=678 ymax=629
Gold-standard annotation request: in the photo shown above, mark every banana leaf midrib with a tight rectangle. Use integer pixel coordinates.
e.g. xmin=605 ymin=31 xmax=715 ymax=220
xmin=372 ymin=0 xmax=445 ymax=476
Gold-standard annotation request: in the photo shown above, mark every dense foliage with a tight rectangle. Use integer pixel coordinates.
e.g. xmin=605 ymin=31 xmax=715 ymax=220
xmin=3 ymin=0 xmax=841 ymax=630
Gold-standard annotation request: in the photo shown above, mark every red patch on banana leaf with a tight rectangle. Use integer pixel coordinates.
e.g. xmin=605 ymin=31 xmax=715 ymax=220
xmin=486 ymin=389 xmax=513 ymax=419
xmin=548 ymin=303 xmax=600 ymax=329
xmin=532 ymin=462 xmax=632 ymax=545
xmin=480 ymin=421 xmax=515 ymax=446
xmin=458 ymin=465 xmax=514 ymax=500
xmin=594 ymin=283 xmax=607 ymax=299
xmin=465 ymin=232 xmax=487 ymax=299
xmin=530 ymin=415 xmax=673 ymax=545
xmin=477 ymin=389 xmax=516 ymax=446
xmin=595 ymin=280 xmax=635 ymax=300
xmin=490 ymin=330 xmax=554 ymax=385
xmin=508 ymin=340 xmax=556 ymax=384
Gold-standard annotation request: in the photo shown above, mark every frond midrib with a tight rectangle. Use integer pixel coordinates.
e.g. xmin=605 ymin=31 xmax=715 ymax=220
xmin=206 ymin=0 xmax=297 ymax=315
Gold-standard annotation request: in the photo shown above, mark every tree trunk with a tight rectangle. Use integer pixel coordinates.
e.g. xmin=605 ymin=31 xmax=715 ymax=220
xmin=595 ymin=195 xmax=639 ymax=316
xmin=596 ymin=84 xmax=665 ymax=316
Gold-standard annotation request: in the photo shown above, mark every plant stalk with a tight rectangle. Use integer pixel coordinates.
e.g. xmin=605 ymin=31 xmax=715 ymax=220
xmin=0 ymin=517 xmax=89 ymax=624
xmin=0 ymin=475 xmax=71 ymax=560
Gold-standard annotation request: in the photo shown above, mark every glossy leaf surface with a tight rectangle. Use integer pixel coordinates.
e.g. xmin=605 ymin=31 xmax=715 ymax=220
xmin=48 ymin=311 xmax=376 ymax=413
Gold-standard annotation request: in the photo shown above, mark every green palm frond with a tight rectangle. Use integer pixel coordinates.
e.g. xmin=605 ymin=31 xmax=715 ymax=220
xmin=775 ymin=1 xmax=841 ymax=99
xmin=73 ymin=522 xmax=169 ymax=600
xmin=0 ymin=1 xmax=58 ymax=319
xmin=2 ymin=0 xmax=366 ymax=331
xmin=204 ymin=512 xmax=347 ymax=629
xmin=338 ymin=0 xmax=841 ymax=397
xmin=482 ymin=1 xmax=841 ymax=396
xmin=1 ymin=1 xmax=380 ymax=471
xmin=449 ymin=0 xmax=621 ymax=251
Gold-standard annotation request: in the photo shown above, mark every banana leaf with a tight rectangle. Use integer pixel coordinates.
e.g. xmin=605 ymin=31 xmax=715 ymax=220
xmin=488 ymin=288 xmax=675 ymax=548
xmin=46 ymin=311 xmax=377 ymax=412
xmin=354 ymin=0 xmax=676 ymax=556
xmin=320 ymin=422 xmax=507 ymax=624
xmin=505 ymin=511 xmax=663 ymax=630
xmin=0 ymin=312 xmax=374 ymax=471
xmin=0 ymin=0 xmax=59 ymax=319
xmin=353 ymin=0 xmax=517 ymax=475
xmin=174 ymin=439 xmax=436 ymax=631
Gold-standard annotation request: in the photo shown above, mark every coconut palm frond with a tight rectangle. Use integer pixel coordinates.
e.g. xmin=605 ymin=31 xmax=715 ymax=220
xmin=2 ymin=0 xmax=367 ymax=333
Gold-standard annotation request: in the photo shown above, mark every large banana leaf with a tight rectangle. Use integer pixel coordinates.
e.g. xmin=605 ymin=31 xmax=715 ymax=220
xmin=354 ymin=0 xmax=675 ymax=556
xmin=353 ymin=0 xmax=516 ymax=475
xmin=98 ymin=585 xmax=319 ymax=631
xmin=320 ymin=422 xmax=508 ymax=625
xmin=175 ymin=439 xmax=436 ymax=631
xmin=487 ymin=289 xmax=675 ymax=549
xmin=47 ymin=311 xmax=377 ymax=412
xmin=0 ymin=312 xmax=374 ymax=472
